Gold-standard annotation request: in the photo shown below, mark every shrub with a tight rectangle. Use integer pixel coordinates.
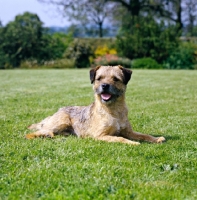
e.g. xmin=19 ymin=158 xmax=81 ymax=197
xmin=132 ymin=57 xmax=162 ymax=69
xmin=64 ymin=39 xmax=93 ymax=68
xmin=0 ymin=49 xmax=9 ymax=69
xmin=163 ymin=42 xmax=197 ymax=69
xmin=93 ymin=54 xmax=132 ymax=68
xmin=42 ymin=59 xmax=75 ymax=69
xmin=52 ymin=32 xmax=73 ymax=51
xmin=78 ymin=38 xmax=116 ymax=52
xmin=116 ymin=16 xmax=179 ymax=63
xmin=20 ymin=59 xmax=75 ymax=69
xmin=94 ymin=45 xmax=117 ymax=57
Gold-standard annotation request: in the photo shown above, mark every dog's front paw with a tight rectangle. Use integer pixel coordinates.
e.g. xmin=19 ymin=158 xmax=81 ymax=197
xmin=128 ymin=141 xmax=140 ymax=145
xmin=155 ymin=137 xmax=166 ymax=143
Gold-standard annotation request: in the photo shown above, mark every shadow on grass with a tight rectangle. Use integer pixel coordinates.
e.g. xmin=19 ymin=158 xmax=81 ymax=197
xmin=161 ymin=135 xmax=180 ymax=141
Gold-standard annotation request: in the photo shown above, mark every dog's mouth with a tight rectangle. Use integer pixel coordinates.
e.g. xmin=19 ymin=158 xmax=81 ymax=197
xmin=101 ymin=93 xmax=112 ymax=101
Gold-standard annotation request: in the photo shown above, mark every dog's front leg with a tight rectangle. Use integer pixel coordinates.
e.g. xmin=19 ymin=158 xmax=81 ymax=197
xmin=96 ymin=135 xmax=140 ymax=145
xmin=124 ymin=129 xmax=165 ymax=143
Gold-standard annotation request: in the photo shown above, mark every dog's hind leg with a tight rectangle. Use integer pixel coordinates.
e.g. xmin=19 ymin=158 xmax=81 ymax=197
xmin=25 ymin=130 xmax=54 ymax=139
xmin=26 ymin=110 xmax=73 ymax=139
xmin=28 ymin=116 xmax=51 ymax=131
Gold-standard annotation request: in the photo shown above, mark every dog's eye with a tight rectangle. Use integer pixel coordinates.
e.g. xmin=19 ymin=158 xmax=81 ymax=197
xmin=113 ymin=77 xmax=120 ymax=82
xmin=96 ymin=76 xmax=101 ymax=81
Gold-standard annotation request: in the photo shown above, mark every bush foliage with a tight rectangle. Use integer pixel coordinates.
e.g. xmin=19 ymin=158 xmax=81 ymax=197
xmin=93 ymin=54 xmax=132 ymax=68
xmin=0 ymin=12 xmax=72 ymax=69
xmin=163 ymin=42 xmax=197 ymax=69
xmin=94 ymin=45 xmax=117 ymax=57
xmin=64 ymin=39 xmax=93 ymax=68
xmin=116 ymin=16 xmax=179 ymax=63
xmin=132 ymin=58 xmax=162 ymax=69
xmin=20 ymin=59 xmax=75 ymax=69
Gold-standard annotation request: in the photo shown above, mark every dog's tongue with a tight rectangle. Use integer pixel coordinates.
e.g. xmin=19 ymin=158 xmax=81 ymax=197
xmin=101 ymin=93 xmax=112 ymax=101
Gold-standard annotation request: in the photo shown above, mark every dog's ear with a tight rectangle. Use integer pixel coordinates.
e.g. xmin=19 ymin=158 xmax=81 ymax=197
xmin=90 ymin=66 xmax=100 ymax=84
xmin=118 ymin=65 xmax=132 ymax=85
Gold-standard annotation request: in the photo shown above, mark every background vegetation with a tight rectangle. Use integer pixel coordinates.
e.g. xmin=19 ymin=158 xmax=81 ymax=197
xmin=1 ymin=0 xmax=197 ymax=69
xmin=0 ymin=69 xmax=197 ymax=199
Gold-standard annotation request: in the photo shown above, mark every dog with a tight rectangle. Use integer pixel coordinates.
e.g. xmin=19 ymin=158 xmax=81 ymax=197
xmin=26 ymin=65 xmax=165 ymax=145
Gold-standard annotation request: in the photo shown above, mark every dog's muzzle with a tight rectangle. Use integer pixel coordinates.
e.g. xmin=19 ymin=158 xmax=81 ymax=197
xmin=96 ymin=83 xmax=122 ymax=103
xmin=101 ymin=84 xmax=112 ymax=101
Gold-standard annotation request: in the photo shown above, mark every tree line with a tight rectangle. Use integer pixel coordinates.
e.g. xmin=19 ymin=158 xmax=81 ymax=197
xmin=0 ymin=0 xmax=197 ymax=69
xmin=38 ymin=0 xmax=197 ymax=37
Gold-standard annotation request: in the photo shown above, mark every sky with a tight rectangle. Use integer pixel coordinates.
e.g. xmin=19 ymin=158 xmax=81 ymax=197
xmin=0 ymin=0 xmax=70 ymax=27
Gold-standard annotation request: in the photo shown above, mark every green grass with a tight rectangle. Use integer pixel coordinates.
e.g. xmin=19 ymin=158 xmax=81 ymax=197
xmin=0 ymin=69 xmax=197 ymax=199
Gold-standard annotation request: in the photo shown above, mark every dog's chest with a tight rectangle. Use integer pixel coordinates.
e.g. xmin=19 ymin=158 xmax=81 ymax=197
xmin=111 ymin=116 xmax=127 ymax=131
xmin=99 ymin=111 xmax=128 ymax=135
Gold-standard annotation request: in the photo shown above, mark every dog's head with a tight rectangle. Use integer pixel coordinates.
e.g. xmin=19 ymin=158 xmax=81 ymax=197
xmin=90 ymin=66 xmax=132 ymax=104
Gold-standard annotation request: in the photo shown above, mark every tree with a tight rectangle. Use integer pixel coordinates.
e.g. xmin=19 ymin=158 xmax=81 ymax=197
xmin=0 ymin=12 xmax=44 ymax=67
xmin=0 ymin=12 xmax=66 ymax=68
xmin=38 ymin=0 xmax=113 ymax=37
xmin=106 ymin=0 xmax=185 ymax=31
xmin=116 ymin=16 xmax=179 ymax=62
xmin=161 ymin=0 xmax=197 ymax=35
xmin=0 ymin=22 xmax=6 ymax=69
xmin=38 ymin=0 xmax=197 ymax=35
xmin=161 ymin=0 xmax=183 ymax=31
xmin=183 ymin=0 xmax=197 ymax=36
xmin=106 ymin=0 xmax=164 ymax=17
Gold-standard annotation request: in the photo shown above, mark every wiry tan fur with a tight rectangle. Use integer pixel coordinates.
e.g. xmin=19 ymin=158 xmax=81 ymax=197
xmin=26 ymin=65 xmax=165 ymax=145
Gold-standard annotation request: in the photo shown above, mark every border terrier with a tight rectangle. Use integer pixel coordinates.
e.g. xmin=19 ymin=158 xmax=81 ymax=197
xmin=26 ymin=65 xmax=165 ymax=145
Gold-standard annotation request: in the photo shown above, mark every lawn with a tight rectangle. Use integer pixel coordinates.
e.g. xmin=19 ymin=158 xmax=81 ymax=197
xmin=0 ymin=69 xmax=197 ymax=199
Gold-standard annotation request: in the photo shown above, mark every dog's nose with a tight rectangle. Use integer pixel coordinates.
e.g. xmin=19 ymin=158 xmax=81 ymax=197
xmin=102 ymin=83 xmax=109 ymax=90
